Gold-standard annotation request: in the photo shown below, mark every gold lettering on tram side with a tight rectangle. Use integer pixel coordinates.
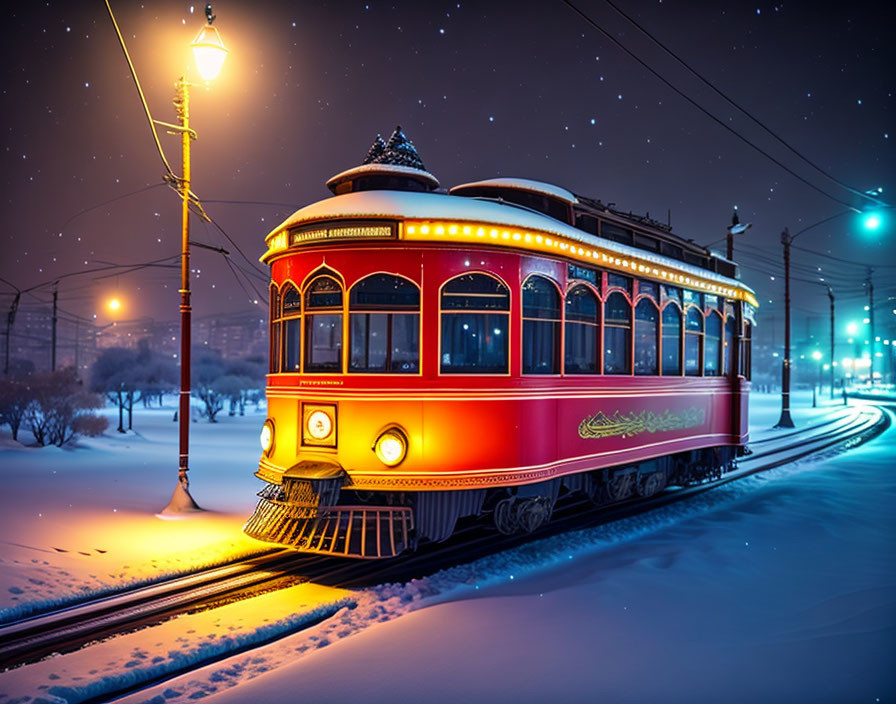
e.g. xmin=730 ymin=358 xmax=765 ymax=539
xmin=578 ymin=407 xmax=706 ymax=439
xmin=290 ymin=225 xmax=394 ymax=245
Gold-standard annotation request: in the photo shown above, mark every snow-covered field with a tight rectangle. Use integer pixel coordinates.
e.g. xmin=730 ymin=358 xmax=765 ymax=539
xmin=1 ymin=392 xmax=893 ymax=703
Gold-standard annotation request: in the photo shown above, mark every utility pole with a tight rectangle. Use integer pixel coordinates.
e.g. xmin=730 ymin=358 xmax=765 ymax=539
xmin=4 ymin=292 xmax=20 ymax=376
xmin=775 ymin=228 xmax=795 ymax=428
xmin=51 ymin=284 xmax=58 ymax=372
xmin=827 ymin=286 xmax=835 ymax=399
xmin=867 ymin=267 xmax=874 ymax=386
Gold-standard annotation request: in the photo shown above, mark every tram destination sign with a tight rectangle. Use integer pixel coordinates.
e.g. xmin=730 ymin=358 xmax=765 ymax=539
xmin=289 ymin=220 xmax=397 ymax=245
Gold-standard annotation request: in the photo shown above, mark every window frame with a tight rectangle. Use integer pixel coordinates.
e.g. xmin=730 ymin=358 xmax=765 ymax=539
xmin=347 ymin=272 xmax=422 ymax=375
xmin=302 ymin=271 xmax=345 ymax=374
xmin=521 ymin=273 xmax=563 ymax=376
xmin=633 ymin=295 xmax=660 ymax=376
xmin=563 ymin=281 xmax=602 ymax=375
xmin=603 ymin=289 xmax=633 ymax=375
xmin=684 ymin=304 xmax=704 ymax=377
xmin=439 ymin=271 xmax=512 ymax=376
xmin=660 ymin=301 xmax=683 ymax=376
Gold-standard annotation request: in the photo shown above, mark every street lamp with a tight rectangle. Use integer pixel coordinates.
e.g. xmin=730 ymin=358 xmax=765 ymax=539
xmin=160 ymin=5 xmax=228 ymax=515
xmin=775 ymin=209 xmax=859 ymax=428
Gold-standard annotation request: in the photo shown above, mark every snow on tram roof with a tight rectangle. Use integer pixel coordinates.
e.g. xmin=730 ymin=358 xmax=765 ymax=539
xmin=450 ymin=178 xmax=579 ymax=204
xmin=270 ymin=190 xmax=752 ymax=293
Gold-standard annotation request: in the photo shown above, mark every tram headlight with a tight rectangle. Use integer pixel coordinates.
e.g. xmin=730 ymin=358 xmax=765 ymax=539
xmin=307 ymin=410 xmax=333 ymax=440
xmin=302 ymin=404 xmax=337 ymax=447
xmin=260 ymin=419 xmax=275 ymax=455
xmin=374 ymin=428 xmax=407 ymax=467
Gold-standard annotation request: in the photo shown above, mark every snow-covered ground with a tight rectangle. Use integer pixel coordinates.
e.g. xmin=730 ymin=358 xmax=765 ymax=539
xmin=1 ymin=391 xmax=893 ymax=703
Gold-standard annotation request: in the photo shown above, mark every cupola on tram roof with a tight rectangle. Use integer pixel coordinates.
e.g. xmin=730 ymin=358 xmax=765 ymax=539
xmin=326 ymin=125 xmax=440 ymax=195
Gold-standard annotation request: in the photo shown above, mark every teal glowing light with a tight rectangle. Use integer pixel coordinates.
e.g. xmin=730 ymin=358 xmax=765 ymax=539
xmin=846 ymin=322 xmax=859 ymax=335
xmin=863 ymin=213 xmax=881 ymax=231
xmin=812 ymin=350 xmax=823 ymax=361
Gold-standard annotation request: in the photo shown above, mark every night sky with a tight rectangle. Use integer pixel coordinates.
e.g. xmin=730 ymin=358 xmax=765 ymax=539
xmin=3 ymin=1 xmax=894 ymax=357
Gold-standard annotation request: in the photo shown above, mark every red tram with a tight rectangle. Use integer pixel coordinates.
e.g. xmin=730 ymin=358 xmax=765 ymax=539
xmin=244 ymin=127 xmax=757 ymax=558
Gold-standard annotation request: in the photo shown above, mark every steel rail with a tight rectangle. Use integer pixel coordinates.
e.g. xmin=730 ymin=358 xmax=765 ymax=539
xmin=0 ymin=405 xmax=887 ymax=685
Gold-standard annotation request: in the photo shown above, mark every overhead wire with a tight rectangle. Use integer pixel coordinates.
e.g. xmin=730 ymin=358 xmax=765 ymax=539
xmin=561 ymin=0 xmax=862 ymax=212
xmin=599 ymin=0 xmax=889 ymax=209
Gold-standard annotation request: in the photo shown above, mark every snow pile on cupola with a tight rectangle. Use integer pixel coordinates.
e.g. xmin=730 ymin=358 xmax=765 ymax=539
xmin=327 ymin=125 xmax=440 ymax=195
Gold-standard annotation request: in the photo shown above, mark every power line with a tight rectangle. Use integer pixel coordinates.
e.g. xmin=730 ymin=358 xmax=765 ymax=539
xmin=599 ymin=0 xmax=888 ymax=209
xmin=561 ymin=0 xmax=861 ymax=211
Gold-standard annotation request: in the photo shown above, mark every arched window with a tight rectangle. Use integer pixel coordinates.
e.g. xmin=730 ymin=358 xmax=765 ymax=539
xmin=725 ymin=314 xmax=736 ymax=376
xmin=685 ymin=306 xmax=703 ymax=376
xmin=269 ymin=284 xmax=281 ymax=373
xmin=661 ymin=304 xmax=682 ymax=375
xmin=604 ymin=292 xmax=632 ymax=374
xmin=704 ymin=311 xmax=722 ymax=376
xmin=280 ymin=284 xmax=302 ymax=372
xmin=349 ymin=274 xmax=420 ymax=373
xmin=741 ymin=320 xmax=752 ymax=379
xmin=440 ymin=273 xmax=510 ymax=373
xmin=522 ymin=275 xmax=561 ymax=374
xmin=564 ymin=284 xmax=600 ymax=374
xmin=634 ymin=299 xmax=659 ymax=375
xmin=304 ymin=274 xmax=343 ymax=373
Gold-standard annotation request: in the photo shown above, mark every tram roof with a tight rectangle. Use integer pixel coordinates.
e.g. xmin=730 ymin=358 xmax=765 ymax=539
xmin=449 ymin=178 xmax=579 ymax=204
xmin=267 ymin=190 xmax=755 ymax=300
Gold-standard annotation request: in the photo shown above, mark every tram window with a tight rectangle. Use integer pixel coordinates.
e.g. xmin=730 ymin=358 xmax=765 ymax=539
xmin=349 ymin=274 xmax=420 ymax=373
xmin=607 ymin=273 xmax=632 ymax=295
xmin=684 ymin=306 xmax=703 ymax=376
xmin=634 ymin=299 xmax=659 ymax=375
xmin=661 ymin=285 xmax=683 ymax=306
xmin=633 ymin=233 xmax=660 ymax=253
xmin=522 ymin=275 xmax=561 ymax=375
xmin=705 ymin=294 xmax=720 ymax=311
xmin=661 ymin=242 xmax=684 ymax=261
xmin=568 ymin=263 xmax=599 ymax=287
xmin=683 ymin=289 xmax=704 ymax=308
xmin=564 ymin=284 xmax=600 ymax=374
xmin=638 ymin=281 xmax=659 ymax=301
xmin=304 ymin=275 xmax=343 ymax=373
xmin=441 ymin=274 xmax=509 ymax=374
xmin=661 ymin=304 xmax=682 ymax=375
xmin=704 ymin=311 xmax=722 ymax=376
xmin=575 ymin=213 xmax=599 ymax=235
xmin=601 ymin=223 xmax=633 ymax=246
xmin=741 ymin=320 xmax=752 ymax=379
xmin=725 ymin=315 xmax=736 ymax=376
xmin=269 ymin=284 xmax=281 ymax=373
xmin=281 ymin=284 xmax=302 ymax=373
xmin=604 ymin=292 xmax=632 ymax=374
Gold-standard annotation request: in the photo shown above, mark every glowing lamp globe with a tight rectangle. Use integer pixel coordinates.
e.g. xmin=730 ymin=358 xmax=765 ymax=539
xmin=862 ymin=213 xmax=881 ymax=231
xmin=812 ymin=350 xmax=823 ymax=361
xmin=190 ymin=24 xmax=228 ymax=81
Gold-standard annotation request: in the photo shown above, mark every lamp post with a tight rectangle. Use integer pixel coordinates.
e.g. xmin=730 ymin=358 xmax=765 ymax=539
xmin=811 ymin=350 xmax=823 ymax=407
xmin=775 ymin=209 xmax=858 ymax=428
xmin=160 ymin=6 xmax=228 ymax=514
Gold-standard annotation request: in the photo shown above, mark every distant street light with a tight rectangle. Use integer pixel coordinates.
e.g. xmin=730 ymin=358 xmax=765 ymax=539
xmin=159 ymin=4 xmax=229 ymax=515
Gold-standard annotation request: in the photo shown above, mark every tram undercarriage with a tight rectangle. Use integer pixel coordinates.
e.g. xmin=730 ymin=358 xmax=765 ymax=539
xmin=243 ymin=446 xmax=740 ymax=559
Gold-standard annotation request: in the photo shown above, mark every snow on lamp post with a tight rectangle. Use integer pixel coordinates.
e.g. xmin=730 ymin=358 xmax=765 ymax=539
xmin=160 ymin=5 xmax=228 ymax=516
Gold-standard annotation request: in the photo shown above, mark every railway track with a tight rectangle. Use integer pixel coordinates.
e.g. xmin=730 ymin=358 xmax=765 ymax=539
xmin=0 ymin=404 xmax=888 ymax=689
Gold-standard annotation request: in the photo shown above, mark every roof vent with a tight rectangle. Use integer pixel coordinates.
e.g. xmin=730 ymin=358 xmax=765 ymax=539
xmin=326 ymin=125 xmax=440 ymax=195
